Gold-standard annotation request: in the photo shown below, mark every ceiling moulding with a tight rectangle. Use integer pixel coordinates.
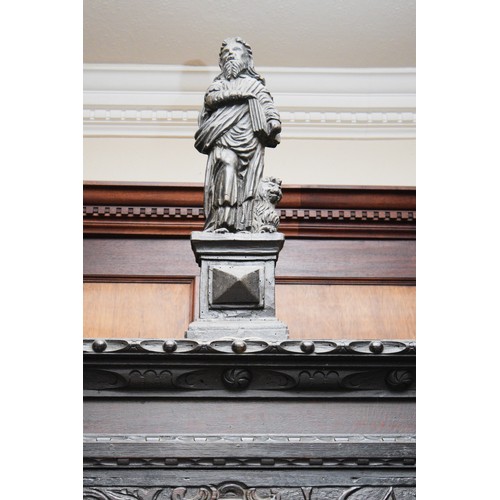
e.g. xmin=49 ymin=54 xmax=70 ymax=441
xmin=83 ymin=64 xmax=416 ymax=140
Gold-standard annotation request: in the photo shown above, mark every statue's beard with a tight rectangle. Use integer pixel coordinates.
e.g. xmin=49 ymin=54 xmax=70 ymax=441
xmin=223 ymin=60 xmax=245 ymax=80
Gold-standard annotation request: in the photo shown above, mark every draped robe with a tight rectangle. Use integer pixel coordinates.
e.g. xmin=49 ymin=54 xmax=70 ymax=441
xmin=195 ymin=74 xmax=280 ymax=232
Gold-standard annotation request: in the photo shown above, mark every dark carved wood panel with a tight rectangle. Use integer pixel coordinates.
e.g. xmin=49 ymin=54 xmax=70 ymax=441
xmin=83 ymin=338 xmax=416 ymax=399
xmin=83 ymin=341 xmax=416 ymax=494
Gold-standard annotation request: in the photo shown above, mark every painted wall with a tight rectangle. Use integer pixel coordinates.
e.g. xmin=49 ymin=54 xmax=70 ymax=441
xmin=83 ymin=65 xmax=415 ymax=187
xmin=84 ymin=137 xmax=415 ymax=186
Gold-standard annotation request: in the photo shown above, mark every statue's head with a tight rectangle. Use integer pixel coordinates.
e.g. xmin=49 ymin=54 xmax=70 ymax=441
xmin=218 ymin=37 xmax=264 ymax=84
xmin=219 ymin=37 xmax=251 ymax=79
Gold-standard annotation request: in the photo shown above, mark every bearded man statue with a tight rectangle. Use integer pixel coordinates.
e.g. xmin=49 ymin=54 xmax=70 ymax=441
xmin=194 ymin=37 xmax=282 ymax=233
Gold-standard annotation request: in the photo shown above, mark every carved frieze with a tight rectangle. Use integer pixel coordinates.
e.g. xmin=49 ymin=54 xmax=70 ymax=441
xmin=83 ymin=366 xmax=415 ymax=394
xmin=83 ymin=338 xmax=415 ymax=397
xmin=83 ymin=485 xmax=415 ymax=499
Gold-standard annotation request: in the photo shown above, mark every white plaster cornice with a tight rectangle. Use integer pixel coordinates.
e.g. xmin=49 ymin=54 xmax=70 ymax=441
xmin=83 ymin=64 xmax=416 ymax=139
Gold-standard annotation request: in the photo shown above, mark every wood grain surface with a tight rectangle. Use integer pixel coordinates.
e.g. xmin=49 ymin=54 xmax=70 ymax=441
xmin=83 ymin=400 xmax=416 ymax=435
xmin=83 ymin=238 xmax=415 ymax=279
xmin=83 ymin=182 xmax=416 ymax=210
xmin=83 ymin=238 xmax=415 ymax=339
xmin=276 ymin=284 xmax=416 ymax=339
xmin=83 ymin=282 xmax=194 ymax=338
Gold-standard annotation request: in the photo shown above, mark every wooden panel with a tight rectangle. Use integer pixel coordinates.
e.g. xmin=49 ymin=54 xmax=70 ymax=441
xmin=277 ymin=239 xmax=415 ymax=279
xmin=83 ymin=238 xmax=198 ymax=277
xmin=276 ymin=283 xmax=415 ymax=339
xmin=83 ymin=238 xmax=415 ymax=339
xmin=84 ymin=238 xmax=415 ymax=279
xmin=83 ymin=282 xmax=193 ymax=338
xmin=83 ymin=400 xmax=415 ymax=435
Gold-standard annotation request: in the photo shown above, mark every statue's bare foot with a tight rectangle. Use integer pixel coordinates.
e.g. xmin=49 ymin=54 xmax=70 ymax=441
xmin=214 ymin=228 xmax=229 ymax=234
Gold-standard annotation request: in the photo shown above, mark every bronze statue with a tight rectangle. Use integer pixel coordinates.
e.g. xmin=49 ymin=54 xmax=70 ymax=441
xmin=195 ymin=37 xmax=282 ymax=233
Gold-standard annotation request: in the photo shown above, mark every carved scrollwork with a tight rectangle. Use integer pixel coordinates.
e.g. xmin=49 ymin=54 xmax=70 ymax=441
xmin=254 ymin=370 xmax=297 ymax=390
xmin=335 ymin=487 xmax=398 ymax=500
xmin=171 ymin=483 xmax=279 ymax=500
xmin=83 ymin=488 xmax=161 ymax=500
xmin=83 ymin=486 xmax=411 ymax=500
xmin=340 ymin=369 xmax=389 ymax=390
xmin=172 ymin=486 xmax=217 ymax=500
xmin=171 ymin=483 xmax=281 ymax=500
xmin=84 ymin=369 xmax=129 ymax=390
xmin=84 ymin=366 xmax=413 ymax=394
xmin=174 ymin=369 xmax=221 ymax=390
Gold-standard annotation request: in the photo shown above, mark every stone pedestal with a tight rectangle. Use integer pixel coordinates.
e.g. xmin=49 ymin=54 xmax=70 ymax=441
xmin=185 ymin=231 xmax=289 ymax=340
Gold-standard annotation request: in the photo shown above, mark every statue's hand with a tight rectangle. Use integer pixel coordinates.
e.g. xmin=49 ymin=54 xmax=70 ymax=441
xmin=265 ymin=119 xmax=282 ymax=147
xmin=268 ymin=119 xmax=282 ymax=136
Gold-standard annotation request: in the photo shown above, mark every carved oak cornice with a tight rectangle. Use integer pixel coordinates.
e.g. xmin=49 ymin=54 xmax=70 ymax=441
xmin=84 ymin=433 xmax=416 ymax=470
xmin=83 ymin=338 xmax=415 ymax=399
xmin=83 ymin=183 xmax=416 ymax=239
xmin=83 ymin=433 xmax=416 ymax=494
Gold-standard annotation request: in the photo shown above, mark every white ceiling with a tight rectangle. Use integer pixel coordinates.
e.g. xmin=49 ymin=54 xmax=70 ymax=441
xmin=83 ymin=0 xmax=415 ymax=68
